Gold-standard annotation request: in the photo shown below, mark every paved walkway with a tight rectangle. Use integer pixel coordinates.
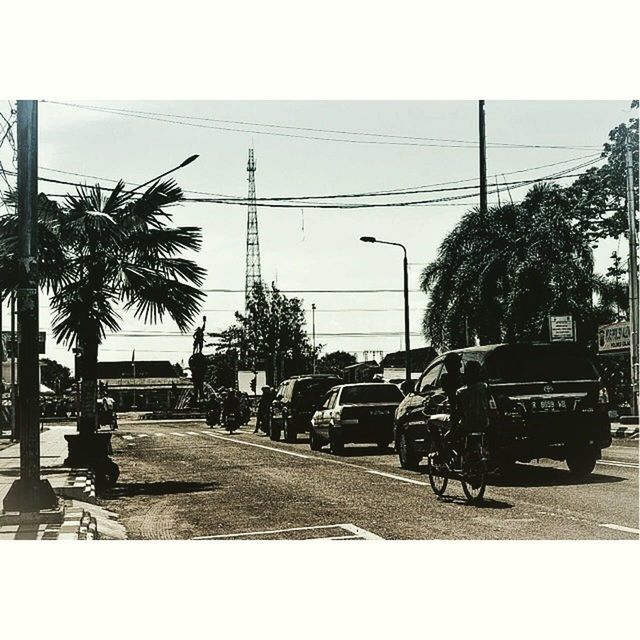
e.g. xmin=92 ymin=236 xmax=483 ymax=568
xmin=0 ymin=426 xmax=125 ymax=540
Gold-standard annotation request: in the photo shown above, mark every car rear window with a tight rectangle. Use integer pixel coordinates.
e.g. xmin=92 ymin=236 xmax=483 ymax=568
xmin=484 ymin=345 xmax=598 ymax=382
xmin=340 ymin=384 xmax=404 ymax=404
xmin=293 ymin=378 xmax=340 ymax=402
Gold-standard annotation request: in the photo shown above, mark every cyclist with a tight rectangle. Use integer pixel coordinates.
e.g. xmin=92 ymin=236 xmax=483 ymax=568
xmin=454 ymin=360 xmax=490 ymax=440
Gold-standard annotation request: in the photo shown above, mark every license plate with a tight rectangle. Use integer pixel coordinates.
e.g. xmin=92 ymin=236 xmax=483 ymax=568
xmin=531 ymin=399 xmax=567 ymax=412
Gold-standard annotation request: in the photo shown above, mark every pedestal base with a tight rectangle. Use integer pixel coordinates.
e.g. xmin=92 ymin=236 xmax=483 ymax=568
xmin=2 ymin=478 xmax=60 ymax=515
xmin=64 ymin=432 xmax=113 ymax=467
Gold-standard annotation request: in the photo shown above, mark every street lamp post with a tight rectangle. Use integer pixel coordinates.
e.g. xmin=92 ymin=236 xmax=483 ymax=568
xmin=3 ymin=100 xmax=58 ymax=514
xmin=360 ymin=237 xmax=412 ymax=386
xmin=127 ymin=154 xmax=200 ymax=193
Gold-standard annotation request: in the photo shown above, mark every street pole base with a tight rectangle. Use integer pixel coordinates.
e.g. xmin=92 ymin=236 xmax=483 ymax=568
xmin=64 ymin=432 xmax=113 ymax=467
xmin=2 ymin=478 xmax=61 ymax=518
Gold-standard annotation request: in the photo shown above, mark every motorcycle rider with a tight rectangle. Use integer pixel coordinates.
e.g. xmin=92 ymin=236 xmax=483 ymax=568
xmin=254 ymin=386 xmax=273 ymax=434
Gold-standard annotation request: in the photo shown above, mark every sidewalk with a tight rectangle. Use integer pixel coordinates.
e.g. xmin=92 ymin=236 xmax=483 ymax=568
xmin=0 ymin=426 xmax=126 ymax=540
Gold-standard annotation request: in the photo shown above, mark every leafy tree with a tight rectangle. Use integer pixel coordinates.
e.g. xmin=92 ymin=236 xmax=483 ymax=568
xmin=566 ymin=102 xmax=638 ymax=240
xmin=421 ymin=184 xmax=597 ymax=349
xmin=40 ymin=357 xmax=73 ymax=394
xmin=213 ymin=282 xmax=313 ymax=384
xmin=316 ymin=350 xmax=356 ymax=375
xmin=204 ymin=351 xmax=238 ymax=389
xmin=0 ymin=180 xmax=206 ymax=433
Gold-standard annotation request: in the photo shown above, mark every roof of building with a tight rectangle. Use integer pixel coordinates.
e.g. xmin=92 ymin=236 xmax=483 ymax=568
xmin=97 ymin=360 xmax=179 ymax=379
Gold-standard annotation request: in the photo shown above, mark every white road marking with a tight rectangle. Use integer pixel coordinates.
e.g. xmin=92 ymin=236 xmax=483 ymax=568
xmin=597 ymin=460 xmax=639 ymax=469
xmin=185 ymin=431 xmax=201 ymax=436
xmin=366 ymin=469 xmax=430 ymax=486
xmin=599 ymin=523 xmax=640 ymax=535
xmin=200 ymin=431 xmax=312 ymax=459
xmin=170 ymin=432 xmax=188 ymax=437
xmin=122 ymin=435 xmax=134 ymax=440
xmin=193 ymin=523 xmax=383 ymax=540
xmin=136 ymin=434 xmax=150 ymax=438
xmin=155 ymin=433 xmax=168 ymax=437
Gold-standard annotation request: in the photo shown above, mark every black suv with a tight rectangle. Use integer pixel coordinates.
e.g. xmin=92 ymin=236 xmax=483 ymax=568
xmin=270 ymin=374 xmax=342 ymax=443
xmin=394 ymin=342 xmax=611 ymax=476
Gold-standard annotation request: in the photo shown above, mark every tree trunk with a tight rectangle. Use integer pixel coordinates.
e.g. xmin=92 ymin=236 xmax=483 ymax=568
xmin=78 ymin=332 xmax=99 ymax=435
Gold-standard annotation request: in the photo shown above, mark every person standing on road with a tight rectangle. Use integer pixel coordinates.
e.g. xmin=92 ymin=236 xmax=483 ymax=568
xmin=255 ymin=386 xmax=273 ymax=434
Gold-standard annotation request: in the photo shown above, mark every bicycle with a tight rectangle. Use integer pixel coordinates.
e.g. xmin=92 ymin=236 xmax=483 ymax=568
xmin=426 ymin=424 xmax=489 ymax=504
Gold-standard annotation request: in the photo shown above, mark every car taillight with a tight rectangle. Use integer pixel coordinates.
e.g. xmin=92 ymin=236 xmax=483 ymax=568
xmin=488 ymin=395 xmax=498 ymax=411
xmin=598 ymin=381 xmax=609 ymax=405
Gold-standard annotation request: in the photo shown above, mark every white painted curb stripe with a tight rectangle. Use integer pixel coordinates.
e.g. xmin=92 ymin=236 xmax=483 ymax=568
xmin=597 ymin=460 xmax=639 ymax=469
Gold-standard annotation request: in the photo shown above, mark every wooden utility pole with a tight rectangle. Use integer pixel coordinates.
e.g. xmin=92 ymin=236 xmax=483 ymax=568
xmin=479 ymin=100 xmax=488 ymax=216
xmin=625 ymin=139 xmax=638 ymax=415
xmin=3 ymin=100 xmax=57 ymax=513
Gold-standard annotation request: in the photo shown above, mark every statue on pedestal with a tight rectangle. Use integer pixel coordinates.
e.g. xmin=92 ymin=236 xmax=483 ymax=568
xmin=189 ymin=316 xmax=208 ymax=405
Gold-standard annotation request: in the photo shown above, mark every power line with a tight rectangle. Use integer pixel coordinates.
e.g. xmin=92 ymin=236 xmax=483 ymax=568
xmin=43 ymin=101 xmax=603 ymax=151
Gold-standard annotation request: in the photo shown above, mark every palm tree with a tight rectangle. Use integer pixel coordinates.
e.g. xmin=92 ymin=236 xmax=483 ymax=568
xmin=421 ymin=184 xmax=597 ymax=350
xmin=0 ymin=179 xmax=206 ymax=434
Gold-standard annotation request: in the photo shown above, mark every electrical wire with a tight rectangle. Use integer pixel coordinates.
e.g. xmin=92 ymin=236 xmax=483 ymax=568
xmin=43 ymin=101 xmax=603 ymax=151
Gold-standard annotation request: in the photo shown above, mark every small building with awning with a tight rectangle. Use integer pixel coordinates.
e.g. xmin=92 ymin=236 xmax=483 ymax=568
xmin=97 ymin=360 xmax=191 ymax=411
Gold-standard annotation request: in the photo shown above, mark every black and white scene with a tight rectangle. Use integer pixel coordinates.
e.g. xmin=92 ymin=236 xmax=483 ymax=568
xmin=0 ymin=99 xmax=638 ymax=541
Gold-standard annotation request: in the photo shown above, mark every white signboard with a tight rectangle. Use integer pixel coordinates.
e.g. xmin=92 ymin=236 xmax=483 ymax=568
xmin=238 ymin=370 xmax=267 ymax=395
xmin=549 ymin=315 xmax=575 ymax=342
xmin=598 ymin=321 xmax=631 ymax=352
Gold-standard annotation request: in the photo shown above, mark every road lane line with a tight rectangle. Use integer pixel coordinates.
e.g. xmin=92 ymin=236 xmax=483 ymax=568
xmin=185 ymin=432 xmax=201 ymax=436
xmin=194 ymin=523 xmax=383 ymax=540
xmin=366 ymin=469 xmax=430 ymax=486
xmin=170 ymin=432 xmax=188 ymax=437
xmin=200 ymin=431 xmax=312 ymax=459
xmin=136 ymin=434 xmax=150 ymax=438
xmin=339 ymin=523 xmax=384 ymax=539
xmin=597 ymin=460 xmax=639 ymax=469
xmin=122 ymin=435 xmax=134 ymax=440
xmin=599 ymin=523 xmax=640 ymax=535
xmin=155 ymin=433 xmax=168 ymax=437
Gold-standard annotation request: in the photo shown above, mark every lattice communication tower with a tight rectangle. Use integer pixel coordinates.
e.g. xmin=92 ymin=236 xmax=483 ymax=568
xmin=245 ymin=148 xmax=262 ymax=309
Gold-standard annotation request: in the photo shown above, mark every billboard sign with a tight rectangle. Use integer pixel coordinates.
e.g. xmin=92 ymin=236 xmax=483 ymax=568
xmin=549 ymin=315 xmax=575 ymax=342
xmin=598 ymin=321 xmax=631 ymax=353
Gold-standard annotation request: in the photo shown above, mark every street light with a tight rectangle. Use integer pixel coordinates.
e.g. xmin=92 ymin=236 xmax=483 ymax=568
xmin=360 ymin=236 xmax=412 ymax=387
xmin=128 ymin=154 xmax=200 ymax=193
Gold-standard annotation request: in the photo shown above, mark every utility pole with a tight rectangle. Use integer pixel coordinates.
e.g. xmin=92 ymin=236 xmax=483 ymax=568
xmin=3 ymin=100 xmax=57 ymax=514
xmin=10 ymin=291 xmax=17 ymax=440
xmin=311 ymin=303 xmax=317 ymax=373
xmin=625 ymin=139 xmax=639 ymax=415
xmin=479 ymin=100 xmax=488 ymax=216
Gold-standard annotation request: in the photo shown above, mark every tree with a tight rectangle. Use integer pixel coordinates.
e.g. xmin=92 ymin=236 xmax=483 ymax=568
xmin=316 ymin=350 xmax=356 ymax=375
xmin=565 ymin=102 xmax=638 ymax=240
xmin=214 ymin=282 xmax=313 ymax=384
xmin=40 ymin=357 xmax=73 ymax=394
xmin=0 ymin=179 xmax=206 ymax=433
xmin=204 ymin=351 xmax=238 ymax=389
xmin=421 ymin=184 xmax=597 ymax=350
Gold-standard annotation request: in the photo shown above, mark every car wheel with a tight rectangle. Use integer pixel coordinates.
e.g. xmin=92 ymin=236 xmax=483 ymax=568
xmin=329 ymin=429 xmax=344 ymax=456
xmin=566 ymin=447 xmax=598 ymax=477
xmin=397 ymin=433 xmax=419 ymax=471
xmin=283 ymin=417 xmax=296 ymax=443
xmin=309 ymin=427 xmax=322 ymax=451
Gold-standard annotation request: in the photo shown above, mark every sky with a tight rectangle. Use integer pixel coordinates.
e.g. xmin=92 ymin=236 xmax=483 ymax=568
xmin=0 ymin=100 xmax=634 ymax=370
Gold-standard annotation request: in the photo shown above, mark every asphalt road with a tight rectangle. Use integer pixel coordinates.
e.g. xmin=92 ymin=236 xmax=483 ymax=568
xmin=99 ymin=419 xmax=639 ymax=540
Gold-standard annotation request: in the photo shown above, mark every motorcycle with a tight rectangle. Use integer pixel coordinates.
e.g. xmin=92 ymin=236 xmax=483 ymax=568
xmin=223 ymin=409 xmax=239 ymax=434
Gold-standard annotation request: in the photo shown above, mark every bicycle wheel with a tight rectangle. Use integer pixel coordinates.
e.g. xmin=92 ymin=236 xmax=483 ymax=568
xmin=427 ymin=442 xmax=448 ymax=497
xmin=461 ymin=437 xmax=486 ymax=504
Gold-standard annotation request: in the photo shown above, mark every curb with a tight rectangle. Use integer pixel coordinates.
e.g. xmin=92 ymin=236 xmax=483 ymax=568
xmin=54 ymin=469 xmax=97 ymax=504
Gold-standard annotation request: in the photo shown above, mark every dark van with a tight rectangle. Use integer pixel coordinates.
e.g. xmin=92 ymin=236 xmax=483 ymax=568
xmin=394 ymin=342 xmax=611 ymax=476
xmin=270 ymin=374 xmax=342 ymax=443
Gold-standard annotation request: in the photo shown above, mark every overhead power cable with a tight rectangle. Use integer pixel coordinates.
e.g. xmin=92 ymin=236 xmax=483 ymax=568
xmin=43 ymin=101 xmax=602 ymax=151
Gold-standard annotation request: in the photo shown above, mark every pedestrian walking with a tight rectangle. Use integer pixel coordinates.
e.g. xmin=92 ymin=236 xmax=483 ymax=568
xmin=255 ymin=386 xmax=273 ymax=434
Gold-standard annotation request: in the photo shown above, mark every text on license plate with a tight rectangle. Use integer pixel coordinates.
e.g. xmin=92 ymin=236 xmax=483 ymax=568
xmin=531 ymin=399 xmax=567 ymax=412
